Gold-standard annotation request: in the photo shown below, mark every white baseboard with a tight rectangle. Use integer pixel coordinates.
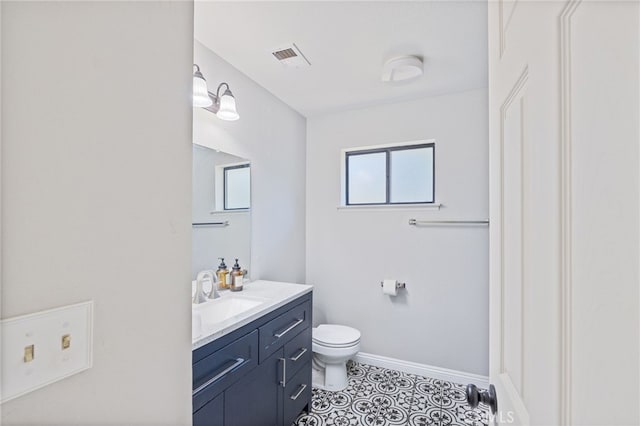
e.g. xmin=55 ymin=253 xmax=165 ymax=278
xmin=353 ymin=352 xmax=489 ymax=389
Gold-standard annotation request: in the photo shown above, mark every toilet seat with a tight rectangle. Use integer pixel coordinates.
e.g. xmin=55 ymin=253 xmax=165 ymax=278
xmin=312 ymin=324 xmax=361 ymax=348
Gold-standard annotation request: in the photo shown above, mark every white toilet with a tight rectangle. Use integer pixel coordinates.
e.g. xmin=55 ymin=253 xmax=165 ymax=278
xmin=311 ymin=324 xmax=361 ymax=391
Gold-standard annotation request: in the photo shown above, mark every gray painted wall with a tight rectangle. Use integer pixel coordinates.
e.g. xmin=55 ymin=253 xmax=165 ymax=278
xmin=306 ymin=89 xmax=489 ymax=375
xmin=193 ymin=40 xmax=306 ymax=284
xmin=1 ymin=2 xmax=193 ymax=423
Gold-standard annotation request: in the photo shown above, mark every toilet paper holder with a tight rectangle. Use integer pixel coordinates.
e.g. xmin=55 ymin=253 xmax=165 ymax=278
xmin=379 ymin=281 xmax=406 ymax=290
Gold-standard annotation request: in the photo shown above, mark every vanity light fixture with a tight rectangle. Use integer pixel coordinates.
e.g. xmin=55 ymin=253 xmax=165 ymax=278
xmin=192 ymin=64 xmax=240 ymax=121
xmin=193 ymin=64 xmax=213 ymax=108
xmin=205 ymin=83 xmax=240 ymax=121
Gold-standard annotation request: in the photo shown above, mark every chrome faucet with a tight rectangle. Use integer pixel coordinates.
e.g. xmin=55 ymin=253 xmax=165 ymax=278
xmin=193 ymin=270 xmax=216 ymax=304
xmin=207 ymin=275 xmax=221 ymax=300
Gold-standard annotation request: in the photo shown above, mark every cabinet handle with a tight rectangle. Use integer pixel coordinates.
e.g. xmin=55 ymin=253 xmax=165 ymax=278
xmin=290 ymin=347 xmax=308 ymax=362
xmin=279 ymin=358 xmax=287 ymax=387
xmin=290 ymin=384 xmax=307 ymax=401
xmin=193 ymin=357 xmax=245 ymax=396
xmin=274 ymin=318 xmax=304 ymax=339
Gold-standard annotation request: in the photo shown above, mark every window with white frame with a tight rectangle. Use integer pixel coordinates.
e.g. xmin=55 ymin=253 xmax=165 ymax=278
xmin=223 ymin=164 xmax=251 ymax=210
xmin=344 ymin=142 xmax=434 ymax=205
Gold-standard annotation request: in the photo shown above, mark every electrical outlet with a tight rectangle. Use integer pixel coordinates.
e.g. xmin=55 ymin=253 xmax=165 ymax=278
xmin=1 ymin=301 xmax=93 ymax=403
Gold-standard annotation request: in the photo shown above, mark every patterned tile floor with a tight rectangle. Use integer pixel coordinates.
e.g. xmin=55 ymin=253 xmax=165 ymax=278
xmin=294 ymin=362 xmax=489 ymax=426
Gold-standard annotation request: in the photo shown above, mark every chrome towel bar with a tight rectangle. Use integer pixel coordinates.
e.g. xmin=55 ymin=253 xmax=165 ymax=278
xmin=192 ymin=221 xmax=229 ymax=227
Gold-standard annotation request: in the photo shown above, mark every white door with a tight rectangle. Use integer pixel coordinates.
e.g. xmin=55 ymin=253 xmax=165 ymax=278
xmin=487 ymin=1 xmax=640 ymax=424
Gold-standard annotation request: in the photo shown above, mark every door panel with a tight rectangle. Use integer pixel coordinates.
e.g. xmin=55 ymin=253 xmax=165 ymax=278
xmin=489 ymin=1 xmax=639 ymax=424
xmin=490 ymin=1 xmax=565 ymax=424
xmin=502 ymin=84 xmax=526 ymax=398
xmin=567 ymin=2 xmax=639 ymax=424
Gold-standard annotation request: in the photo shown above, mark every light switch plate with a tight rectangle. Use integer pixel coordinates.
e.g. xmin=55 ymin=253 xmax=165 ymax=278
xmin=1 ymin=301 xmax=93 ymax=403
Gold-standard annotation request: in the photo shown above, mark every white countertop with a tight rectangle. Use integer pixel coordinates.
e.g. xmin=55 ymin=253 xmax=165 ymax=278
xmin=192 ymin=280 xmax=313 ymax=351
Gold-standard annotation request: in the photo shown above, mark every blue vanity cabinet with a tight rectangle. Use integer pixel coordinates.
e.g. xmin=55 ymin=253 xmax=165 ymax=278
xmin=192 ymin=292 xmax=313 ymax=426
xmin=283 ymin=360 xmax=312 ymax=426
xmin=193 ymin=393 xmax=224 ymax=426
xmin=224 ymin=348 xmax=284 ymax=425
xmin=192 ymin=331 xmax=259 ymax=413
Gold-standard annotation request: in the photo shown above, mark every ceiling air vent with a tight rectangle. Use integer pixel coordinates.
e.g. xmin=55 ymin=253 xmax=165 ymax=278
xmin=270 ymin=43 xmax=311 ymax=68
xmin=273 ymin=48 xmax=297 ymax=61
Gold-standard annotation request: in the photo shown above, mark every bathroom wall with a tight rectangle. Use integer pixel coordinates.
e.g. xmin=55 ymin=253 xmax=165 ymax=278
xmin=2 ymin=2 xmax=193 ymax=424
xmin=306 ymin=88 xmax=489 ymax=375
xmin=193 ymin=40 xmax=306 ymax=283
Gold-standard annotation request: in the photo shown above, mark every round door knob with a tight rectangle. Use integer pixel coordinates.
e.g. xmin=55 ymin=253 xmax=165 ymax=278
xmin=466 ymin=383 xmax=498 ymax=415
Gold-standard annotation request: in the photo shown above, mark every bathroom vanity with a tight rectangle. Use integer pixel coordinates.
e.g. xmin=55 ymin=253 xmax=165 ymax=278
xmin=192 ymin=281 xmax=313 ymax=426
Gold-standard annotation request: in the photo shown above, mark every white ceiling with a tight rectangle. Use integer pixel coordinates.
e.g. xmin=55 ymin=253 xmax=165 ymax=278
xmin=195 ymin=1 xmax=488 ymax=117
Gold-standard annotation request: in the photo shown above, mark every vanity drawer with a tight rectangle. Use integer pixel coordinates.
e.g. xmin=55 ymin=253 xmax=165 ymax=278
xmin=192 ymin=330 xmax=258 ymax=412
xmin=283 ymin=362 xmax=312 ymax=426
xmin=259 ymin=300 xmax=311 ymax=362
xmin=284 ymin=327 xmax=312 ymax=381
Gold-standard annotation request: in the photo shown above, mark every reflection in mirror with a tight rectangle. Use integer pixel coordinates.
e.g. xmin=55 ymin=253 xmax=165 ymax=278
xmin=192 ymin=144 xmax=251 ymax=280
xmin=224 ymin=164 xmax=250 ymax=210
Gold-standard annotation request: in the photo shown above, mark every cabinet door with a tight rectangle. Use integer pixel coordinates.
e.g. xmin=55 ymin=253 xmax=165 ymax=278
xmin=193 ymin=392 xmax=224 ymax=426
xmin=224 ymin=349 xmax=284 ymax=426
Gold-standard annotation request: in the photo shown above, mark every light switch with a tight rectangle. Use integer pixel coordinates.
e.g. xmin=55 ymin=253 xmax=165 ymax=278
xmin=23 ymin=345 xmax=34 ymax=363
xmin=61 ymin=334 xmax=71 ymax=350
xmin=1 ymin=301 xmax=93 ymax=403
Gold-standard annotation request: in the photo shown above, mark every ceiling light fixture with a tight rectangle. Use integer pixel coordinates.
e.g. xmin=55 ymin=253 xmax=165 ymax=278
xmin=192 ymin=64 xmax=240 ymax=121
xmin=381 ymin=56 xmax=423 ymax=83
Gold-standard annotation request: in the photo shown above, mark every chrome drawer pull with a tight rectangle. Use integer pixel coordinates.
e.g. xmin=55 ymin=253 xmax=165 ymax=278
xmin=274 ymin=318 xmax=304 ymax=338
xmin=290 ymin=347 xmax=308 ymax=362
xmin=290 ymin=384 xmax=307 ymax=401
xmin=193 ymin=357 xmax=245 ymax=396
xmin=279 ymin=358 xmax=287 ymax=387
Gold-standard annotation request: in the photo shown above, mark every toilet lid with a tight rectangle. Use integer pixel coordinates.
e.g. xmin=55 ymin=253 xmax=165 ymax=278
xmin=312 ymin=324 xmax=361 ymax=347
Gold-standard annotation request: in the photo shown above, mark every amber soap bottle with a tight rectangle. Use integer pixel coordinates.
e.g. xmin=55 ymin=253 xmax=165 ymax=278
xmin=216 ymin=258 xmax=229 ymax=290
xmin=230 ymin=258 xmax=244 ymax=292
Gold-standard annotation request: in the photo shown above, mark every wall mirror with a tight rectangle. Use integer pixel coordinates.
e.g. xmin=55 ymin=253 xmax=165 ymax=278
xmin=192 ymin=143 xmax=251 ymax=279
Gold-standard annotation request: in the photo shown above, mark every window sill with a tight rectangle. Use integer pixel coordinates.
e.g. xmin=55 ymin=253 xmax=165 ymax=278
xmin=336 ymin=203 xmax=442 ymax=211
xmin=209 ymin=209 xmax=250 ymax=215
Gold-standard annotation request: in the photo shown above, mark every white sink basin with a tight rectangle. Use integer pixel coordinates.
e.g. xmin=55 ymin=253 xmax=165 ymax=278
xmin=193 ymin=295 xmax=267 ymax=331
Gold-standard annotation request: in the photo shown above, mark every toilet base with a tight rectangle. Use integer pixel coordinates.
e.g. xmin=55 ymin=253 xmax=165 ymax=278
xmin=312 ymin=360 xmax=350 ymax=391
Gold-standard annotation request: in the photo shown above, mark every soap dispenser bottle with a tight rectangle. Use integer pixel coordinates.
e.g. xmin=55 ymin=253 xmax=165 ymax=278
xmin=216 ymin=258 xmax=229 ymax=290
xmin=230 ymin=258 xmax=244 ymax=292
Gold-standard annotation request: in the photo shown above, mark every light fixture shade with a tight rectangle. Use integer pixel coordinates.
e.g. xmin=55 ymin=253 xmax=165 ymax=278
xmin=216 ymin=89 xmax=239 ymax=121
xmin=381 ymin=56 xmax=423 ymax=83
xmin=193 ymin=66 xmax=213 ymax=107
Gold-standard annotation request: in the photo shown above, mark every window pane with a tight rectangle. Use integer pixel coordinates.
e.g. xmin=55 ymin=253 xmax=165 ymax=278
xmin=390 ymin=147 xmax=433 ymax=203
xmin=225 ymin=166 xmax=250 ymax=209
xmin=348 ymin=152 xmax=387 ymax=204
